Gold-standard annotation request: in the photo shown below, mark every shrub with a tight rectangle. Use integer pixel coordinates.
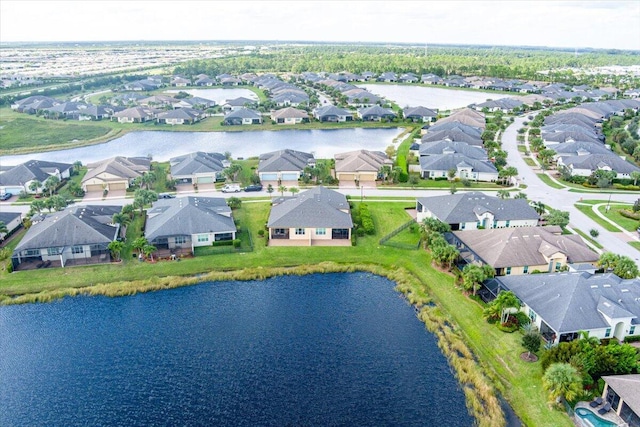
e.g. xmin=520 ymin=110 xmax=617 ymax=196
xmin=257 ymin=229 xmax=265 ymax=237
xmin=232 ymin=239 xmax=241 ymax=248
xmin=211 ymin=240 xmax=234 ymax=247
xmin=358 ymin=204 xmax=375 ymax=235
xmin=515 ymin=312 xmax=530 ymax=327
xmin=590 ymin=229 xmax=600 ymax=238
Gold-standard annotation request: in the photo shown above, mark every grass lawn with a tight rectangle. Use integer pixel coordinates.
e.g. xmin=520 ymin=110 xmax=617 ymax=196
xmin=0 ymin=200 xmax=572 ymax=427
xmin=596 ymin=203 xmax=638 ymax=232
xmin=572 ymin=227 xmax=604 ymax=250
xmin=628 ymin=241 xmax=640 ymax=250
xmin=574 ymin=203 xmax=619 ymax=232
xmin=536 ymin=173 xmax=565 ymax=189
xmin=524 ymin=157 xmax=536 ymax=167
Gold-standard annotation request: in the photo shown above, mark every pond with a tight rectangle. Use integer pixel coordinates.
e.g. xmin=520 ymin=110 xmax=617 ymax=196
xmin=0 ymin=273 xmax=473 ymax=427
xmin=0 ymin=128 xmax=403 ymax=165
xmin=165 ymin=88 xmax=259 ymax=104
xmin=357 ymin=84 xmax=517 ymax=110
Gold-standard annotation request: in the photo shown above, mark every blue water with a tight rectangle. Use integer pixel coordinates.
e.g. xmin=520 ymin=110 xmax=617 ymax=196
xmin=0 ymin=273 xmax=473 ymax=427
xmin=575 ymin=407 xmax=617 ymax=427
xmin=0 ymin=128 xmax=402 ymax=166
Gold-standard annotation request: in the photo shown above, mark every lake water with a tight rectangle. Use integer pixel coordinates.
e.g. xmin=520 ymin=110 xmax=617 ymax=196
xmin=0 ymin=273 xmax=473 ymax=427
xmin=0 ymin=128 xmax=402 ymax=165
xmin=166 ymin=88 xmax=259 ymax=104
xmin=358 ymin=84 xmax=516 ymax=110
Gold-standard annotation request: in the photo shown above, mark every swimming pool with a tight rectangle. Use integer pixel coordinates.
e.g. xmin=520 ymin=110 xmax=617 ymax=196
xmin=575 ymin=407 xmax=618 ymax=427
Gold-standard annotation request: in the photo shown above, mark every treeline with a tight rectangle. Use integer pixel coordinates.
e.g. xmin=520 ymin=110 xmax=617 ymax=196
xmin=174 ymin=45 xmax=640 ymax=86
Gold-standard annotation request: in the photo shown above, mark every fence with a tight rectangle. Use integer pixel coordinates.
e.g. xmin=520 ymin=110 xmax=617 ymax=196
xmin=379 ymin=219 xmax=421 ymax=250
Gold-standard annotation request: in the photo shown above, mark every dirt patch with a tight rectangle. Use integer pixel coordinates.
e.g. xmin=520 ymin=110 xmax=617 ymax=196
xmin=520 ymin=352 xmax=538 ymax=363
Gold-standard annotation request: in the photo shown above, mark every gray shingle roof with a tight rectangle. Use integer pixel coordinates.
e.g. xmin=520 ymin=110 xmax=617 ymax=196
xmin=358 ymin=105 xmax=396 ymax=118
xmin=83 ymin=157 xmax=150 ymax=184
xmin=270 ymin=107 xmax=309 ymax=120
xmin=403 ymin=106 xmax=438 ymax=119
xmin=314 ymin=105 xmax=352 ymax=118
xmin=13 ymin=205 xmax=120 ymax=252
xmin=422 ymin=129 xmax=483 ymax=146
xmin=224 ymin=108 xmax=262 ymax=120
xmin=145 ymin=197 xmax=236 ymax=242
xmin=224 ymin=97 xmax=256 ymax=107
xmin=170 ymin=152 xmax=226 ymax=177
xmin=157 ymin=108 xmax=201 ymax=120
xmin=267 ymin=186 xmax=353 ymax=229
xmin=0 ymin=160 xmax=72 ymax=186
xmin=436 ymin=108 xmax=485 ymax=129
xmin=561 ymin=153 xmax=640 ymax=174
xmin=420 ymin=154 xmax=498 ymax=174
xmin=258 ymin=149 xmax=314 ymax=173
xmin=601 ymin=375 xmax=640 ymax=415
xmin=494 ymin=272 xmax=640 ymax=334
xmin=453 ymin=227 xmax=599 ymax=269
xmin=0 ymin=211 xmax=21 ymax=226
xmin=335 ymin=150 xmax=391 ymax=173
xmin=417 ymin=192 xmax=539 ymax=224
xmin=419 ymin=140 xmax=488 ymax=160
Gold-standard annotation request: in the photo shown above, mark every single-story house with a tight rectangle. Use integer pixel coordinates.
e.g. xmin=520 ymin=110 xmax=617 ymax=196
xmin=601 ymin=375 xmax=640 ymax=427
xmin=419 ymin=153 xmax=499 ymax=182
xmin=474 ymin=98 xmax=524 ymax=113
xmin=556 ymin=153 xmax=640 ymax=179
xmin=258 ymin=149 xmax=315 ymax=183
xmin=113 ymin=106 xmax=158 ymax=123
xmin=175 ymin=97 xmax=216 ymax=109
xmin=171 ymin=77 xmax=191 ymax=87
xmin=0 ymin=211 xmax=22 ymax=242
xmin=222 ymin=97 xmax=257 ymax=112
xmin=485 ymin=272 xmax=640 ymax=345
xmin=267 ymin=186 xmax=353 ymax=246
xmin=78 ymin=105 xmax=112 ymax=121
xmin=169 ymin=152 xmax=227 ymax=185
xmin=270 ymin=107 xmax=309 ymax=125
xmin=11 ymin=95 xmax=60 ymax=111
xmin=416 ymin=192 xmax=539 ymax=229
xmin=357 ymin=105 xmax=396 ymax=121
xmin=451 ymin=226 xmax=599 ymax=276
xmin=195 ymin=76 xmax=216 ymax=86
xmin=222 ymin=108 xmax=262 ymax=125
xmin=82 ymin=157 xmax=151 ymax=193
xmin=0 ymin=159 xmax=72 ymax=196
xmin=334 ymin=150 xmax=392 ymax=185
xmin=403 ymin=106 xmax=438 ymax=122
xmin=156 ymin=108 xmax=202 ymax=125
xmin=272 ymin=92 xmax=309 ymax=107
xmin=11 ymin=205 xmax=121 ymax=270
xmin=419 ymin=140 xmax=489 ymax=161
xmin=436 ymin=107 xmax=486 ymax=130
xmin=377 ymin=72 xmax=397 ymax=82
xmin=313 ymin=105 xmax=354 ymax=122
xmin=145 ymin=197 xmax=236 ymax=254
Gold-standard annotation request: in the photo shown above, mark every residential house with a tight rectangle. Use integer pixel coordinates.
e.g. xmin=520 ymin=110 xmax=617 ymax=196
xmin=557 ymin=153 xmax=640 ymax=179
xmin=43 ymin=101 xmax=88 ymax=119
xmin=270 ymin=107 xmax=309 ymax=125
xmin=195 ymin=76 xmax=216 ymax=86
xmin=156 ymin=108 xmax=202 ymax=125
xmin=421 ymin=129 xmax=484 ymax=147
xmin=334 ymin=150 xmax=392 ymax=185
xmin=357 ymin=105 xmax=396 ymax=121
xmin=403 ymin=106 xmax=438 ymax=122
xmin=601 ymin=375 xmax=640 ymax=427
xmin=272 ymin=91 xmax=309 ymax=107
xmin=313 ymin=105 xmax=354 ymax=122
xmin=474 ymin=98 xmax=524 ymax=113
xmin=222 ymin=108 xmax=263 ymax=125
xmin=399 ymin=73 xmax=419 ymax=83
xmin=175 ymin=97 xmax=216 ymax=109
xmin=222 ymin=97 xmax=257 ymax=112
xmin=169 ymin=152 xmax=227 ymax=185
xmin=11 ymin=205 xmax=121 ymax=270
xmin=78 ymin=105 xmax=112 ymax=121
xmin=0 ymin=160 xmax=72 ymax=196
xmin=421 ymin=74 xmax=443 ymax=85
xmin=138 ymin=95 xmax=180 ymax=108
xmin=11 ymin=95 xmax=60 ymax=111
xmin=419 ymin=140 xmax=489 ymax=161
xmin=0 ymin=211 xmax=22 ymax=242
xmin=485 ymin=272 xmax=640 ymax=345
xmin=145 ymin=197 xmax=236 ymax=254
xmin=451 ymin=226 xmax=599 ymax=276
xmin=419 ymin=153 xmax=498 ymax=181
xmin=82 ymin=157 xmax=150 ymax=193
xmin=377 ymin=72 xmax=397 ymax=82
xmin=436 ymin=107 xmax=486 ymax=130
xmin=171 ymin=76 xmax=191 ymax=87
xmin=113 ymin=106 xmax=158 ymax=123
xmin=416 ymin=192 xmax=539 ymax=229
xmin=267 ymin=186 xmax=352 ymax=246
xmin=258 ymin=149 xmax=315 ymax=183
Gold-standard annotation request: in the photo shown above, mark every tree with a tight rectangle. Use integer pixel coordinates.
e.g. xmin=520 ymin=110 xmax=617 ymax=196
xmin=408 ymin=174 xmax=419 ymax=188
xmin=598 ymin=252 xmax=620 ymax=271
xmin=278 ymin=185 xmax=287 ymax=196
xmin=223 ymin=164 xmax=242 ymax=182
xmin=29 ymin=180 xmax=42 ymax=196
xmin=613 ymin=255 xmax=639 ymax=279
xmin=289 ymin=187 xmax=299 ymax=197
xmin=522 ymin=331 xmax=542 ymax=358
xmin=542 ymin=363 xmax=582 ymax=405
xmin=121 ymin=204 xmax=135 ymax=219
xmin=514 ymin=192 xmax=527 ymax=199
xmin=462 ymin=264 xmax=493 ymax=296
xmin=532 ymin=201 xmax=546 ymax=215
xmin=132 ymin=237 xmax=148 ymax=256
xmin=385 ymin=145 xmax=397 ymax=159
xmin=537 ymin=149 xmax=556 ymax=168
xmin=497 ymin=189 xmax=510 ymax=199
xmin=112 ymin=212 xmax=131 ymax=238
xmin=227 ymin=197 xmax=242 ymax=209
xmin=30 ymin=199 xmax=46 ymax=216
xmin=43 ymin=176 xmax=60 ymax=197
xmin=501 ymin=166 xmax=518 ymax=185
xmin=66 ymin=181 xmax=84 ymax=198
xmin=140 ymin=171 xmax=156 ymax=190
xmin=545 ymin=209 xmax=569 ymax=228
xmin=447 ymin=168 xmax=456 ymax=181
xmin=107 ymin=240 xmax=124 ymax=262
xmin=267 ymin=184 xmax=274 ymax=195
xmin=142 ymin=244 xmax=157 ymax=262
xmin=432 ymin=243 xmax=459 ymax=271
xmin=133 ymin=189 xmax=158 ymax=214
xmin=46 ymin=195 xmax=68 ymax=211
xmin=73 ymin=160 xmax=83 ymax=173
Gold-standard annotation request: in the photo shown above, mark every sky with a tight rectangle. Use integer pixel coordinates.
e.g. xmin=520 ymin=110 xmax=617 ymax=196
xmin=1 ymin=1 xmax=639 ymax=50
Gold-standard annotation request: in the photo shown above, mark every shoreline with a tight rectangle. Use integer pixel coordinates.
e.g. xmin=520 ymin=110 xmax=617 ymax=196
xmin=2 ymin=261 xmax=507 ymax=427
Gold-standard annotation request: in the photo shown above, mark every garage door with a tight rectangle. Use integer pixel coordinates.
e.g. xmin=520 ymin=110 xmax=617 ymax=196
xmin=85 ymin=184 xmax=103 ymax=192
xmin=1 ymin=186 xmax=24 ymax=195
xmin=260 ymin=173 xmax=278 ymax=181
xmin=109 ymin=182 xmax=127 ymax=191
xmin=281 ymin=173 xmax=298 ymax=181
xmin=196 ymin=176 xmax=214 ymax=184
xmin=339 ymin=173 xmax=356 ymax=181
xmin=359 ymin=174 xmax=376 ymax=182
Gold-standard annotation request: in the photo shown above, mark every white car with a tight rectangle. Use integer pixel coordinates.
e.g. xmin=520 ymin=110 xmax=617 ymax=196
xmin=221 ymin=184 xmax=241 ymax=193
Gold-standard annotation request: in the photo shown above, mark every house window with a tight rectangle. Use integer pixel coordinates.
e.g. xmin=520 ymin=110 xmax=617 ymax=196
xmin=71 ymin=246 xmax=84 ymax=254
xmin=523 ymin=265 xmax=529 ymax=274
xmin=316 ymin=228 xmax=326 ymax=235
xmin=197 ymin=234 xmax=209 ymax=242
xmin=47 ymin=247 xmax=61 ymax=256
xmin=630 ymin=326 xmax=636 ymax=335
xmin=476 ymin=221 xmax=481 ymax=228
xmin=25 ymin=249 xmax=40 ymax=257
xmin=175 ymin=236 xmax=186 ymax=244
xmin=506 ymin=267 xmax=511 ymax=275
xmin=273 ymin=228 xmax=287 ymax=236
xmin=529 ymin=310 xmax=537 ymax=322
xmin=460 ymin=223 xmax=465 ymax=230
xmin=605 ymin=328 xmax=611 ymax=338
xmin=555 ymin=262 xmax=562 ymax=271
xmin=505 ymin=220 xmax=510 ymax=227
xmin=295 ymin=228 xmax=306 ymax=235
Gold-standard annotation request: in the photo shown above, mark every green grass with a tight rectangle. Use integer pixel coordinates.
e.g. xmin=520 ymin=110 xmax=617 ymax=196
xmin=572 ymin=227 xmax=604 ymax=250
xmin=596 ymin=204 xmax=638 ymax=232
xmin=629 ymin=241 xmax=640 ymax=250
xmin=536 ymin=173 xmax=565 ymax=189
xmin=524 ymin=158 xmax=536 ymax=167
xmin=388 ymin=178 xmax=505 ymax=190
xmin=574 ymin=203 xmax=619 ymax=232
xmin=0 ymin=200 xmax=573 ymax=427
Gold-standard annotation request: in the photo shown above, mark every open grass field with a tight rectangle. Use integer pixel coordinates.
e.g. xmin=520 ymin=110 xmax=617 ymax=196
xmin=536 ymin=173 xmax=565 ymax=189
xmin=575 ymin=201 xmax=636 ymax=232
xmin=0 ymin=200 xmax=573 ymax=427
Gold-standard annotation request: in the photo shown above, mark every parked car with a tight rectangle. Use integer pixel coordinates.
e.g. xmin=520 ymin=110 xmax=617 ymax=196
xmin=221 ymin=184 xmax=241 ymax=193
xmin=158 ymin=193 xmax=176 ymax=199
xmin=0 ymin=192 xmax=12 ymax=201
xmin=244 ymin=184 xmax=263 ymax=192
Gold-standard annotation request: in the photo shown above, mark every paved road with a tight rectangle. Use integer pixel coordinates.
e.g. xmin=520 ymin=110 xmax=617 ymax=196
xmin=502 ymin=115 xmax=640 ymax=264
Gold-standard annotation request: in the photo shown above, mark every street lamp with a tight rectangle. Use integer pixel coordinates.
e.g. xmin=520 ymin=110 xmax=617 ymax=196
xmin=606 ymin=192 xmax=612 ymax=212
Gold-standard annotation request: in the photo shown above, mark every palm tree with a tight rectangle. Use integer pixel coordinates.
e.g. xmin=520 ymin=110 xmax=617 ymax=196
xmin=542 ymin=363 xmax=582 ymax=405
xmin=142 ymin=243 xmax=157 ymax=262
xmin=121 ymin=204 xmax=135 ymax=219
xmin=497 ymin=189 xmax=510 ymax=199
xmin=132 ymin=237 xmax=148 ymax=257
xmin=112 ymin=212 xmax=131 ymax=238
xmin=29 ymin=180 xmax=42 ymax=196
xmin=278 ymin=185 xmax=287 ymax=196
xmin=30 ymin=199 xmax=46 ymax=215
xmin=43 ymin=176 xmax=60 ymax=197
xmin=107 ymin=240 xmax=124 ymax=262
xmin=140 ymin=171 xmax=156 ymax=190
xmin=289 ymin=187 xmax=299 ymax=197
